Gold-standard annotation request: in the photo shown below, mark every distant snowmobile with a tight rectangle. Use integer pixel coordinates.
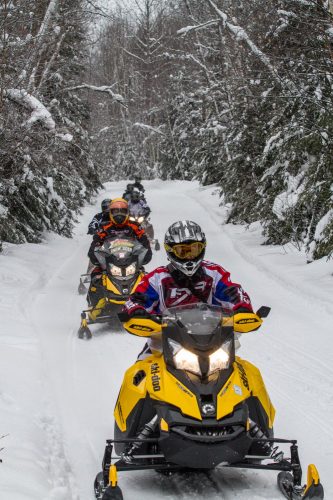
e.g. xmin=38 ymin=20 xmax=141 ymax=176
xmin=94 ymin=304 xmax=324 ymax=500
xmin=129 ymin=213 xmax=160 ymax=251
xmin=78 ymin=237 xmax=148 ymax=339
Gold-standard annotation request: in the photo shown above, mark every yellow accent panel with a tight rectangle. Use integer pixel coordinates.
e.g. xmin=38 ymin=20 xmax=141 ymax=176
xmin=147 ymin=357 xmax=202 ymax=420
xmin=304 ymin=464 xmax=320 ymax=495
xmin=105 ymin=276 xmax=121 ymax=295
xmin=88 ymin=299 xmax=106 ymax=321
xmin=217 ymin=358 xmax=275 ymax=428
xmin=123 ymin=318 xmax=163 ymax=337
xmin=114 ymin=362 xmax=148 ymax=432
xmin=233 ymin=312 xmax=263 ymax=333
xmin=132 ymin=273 xmax=144 ymax=291
xmin=160 ymin=418 xmax=169 ymax=431
xmin=114 ymin=356 xmax=201 ymax=430
xmin=217 ymin=365 xmax=251 ymax=420
xmin=240 ymin=357 xmax=276 ymax=428
xmin=109 ymin=465 xmax=118 ymax=487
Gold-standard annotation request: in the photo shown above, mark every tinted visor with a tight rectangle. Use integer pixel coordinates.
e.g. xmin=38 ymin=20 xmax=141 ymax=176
xmin=111 ymin=208 xmax=128 ymax=216
xmin=168 ymin=242 xmax=205 ymax=260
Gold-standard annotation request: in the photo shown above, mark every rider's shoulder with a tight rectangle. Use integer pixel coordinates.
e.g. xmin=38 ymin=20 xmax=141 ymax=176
xmin=201 ymin=260 xmax=229 ymax=275
xmin=145 ymin=266 xmax=170 ymax=280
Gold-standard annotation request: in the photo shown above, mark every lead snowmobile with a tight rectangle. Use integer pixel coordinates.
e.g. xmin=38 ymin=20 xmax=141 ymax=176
xmin=78 ymin=237 xmax=147 ymax=339
xmin=94 ymin=304 xmax=324 ymax=500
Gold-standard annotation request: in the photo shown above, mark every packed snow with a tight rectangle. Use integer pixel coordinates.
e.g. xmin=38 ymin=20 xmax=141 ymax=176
xmin=0 ymin=180 xmax=332 ymax=500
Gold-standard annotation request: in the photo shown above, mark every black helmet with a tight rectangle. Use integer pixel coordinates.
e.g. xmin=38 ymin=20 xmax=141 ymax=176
xmin=131 ymin=188 xmax=141 ymax=202
xmin=164 ymin=221 xmax=206 ymax=276
xmin=101 ymin=198 xmax=111 ymax=212
xmin=126 ymin=184 xmax=134 ymax=192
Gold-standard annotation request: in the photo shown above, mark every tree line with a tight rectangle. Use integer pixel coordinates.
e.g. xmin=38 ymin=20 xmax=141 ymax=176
xmin=90 ymin=0 xmax=333 ymax=261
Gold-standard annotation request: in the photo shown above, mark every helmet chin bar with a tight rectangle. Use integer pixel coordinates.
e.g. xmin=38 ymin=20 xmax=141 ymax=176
xmin=113 ymin=214 xmax=127 ymax=225
xmin=169 ymin=257 xmax=202 ymax=276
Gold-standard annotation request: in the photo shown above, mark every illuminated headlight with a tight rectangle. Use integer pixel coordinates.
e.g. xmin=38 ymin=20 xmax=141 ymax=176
xmin=168 ymin=339 xmax=201 ymax=376
xmin=125 ymin=264 xmax=136 ymax=276
xmin=208 ymin=341 xmax=232 ymax=375
xmin=110 ymin=264 xmax=122 ymax=276
xmin=129 ymin=216 xmax=136 ymax=222
xmin=138 ymin=216 xmax=144 ymax=223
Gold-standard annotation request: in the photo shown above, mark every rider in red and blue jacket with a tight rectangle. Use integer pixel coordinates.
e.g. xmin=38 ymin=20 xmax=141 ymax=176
xmin=123 ymin=221 xmax=252 ymax=356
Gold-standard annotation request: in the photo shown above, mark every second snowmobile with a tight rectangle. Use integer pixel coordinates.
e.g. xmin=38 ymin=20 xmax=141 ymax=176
xmin=78 ymin=236 xmax=147 ymax=339
xmin=94 ymin=304 xmax=324 ymax=500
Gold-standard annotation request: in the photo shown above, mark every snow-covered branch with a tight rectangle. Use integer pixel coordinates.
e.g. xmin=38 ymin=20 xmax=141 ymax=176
xmin=63 ymin=84 xmax=126 ymax=107
xmin=177 ymin=19 xmax=219 ymax=36
xmin=5 ymin=89 xmax=56 ymax=130
xmin=133 ymin=123 xmax=166 ymax=136
xmin=205 ymin=0 xmax=296 ymax=90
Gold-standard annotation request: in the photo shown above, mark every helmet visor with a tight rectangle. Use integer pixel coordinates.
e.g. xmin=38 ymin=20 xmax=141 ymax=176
xmin=167 ymin=242 xmax=205 ymax=260
xmin=111 ymin=208 xmax=128 ymax=216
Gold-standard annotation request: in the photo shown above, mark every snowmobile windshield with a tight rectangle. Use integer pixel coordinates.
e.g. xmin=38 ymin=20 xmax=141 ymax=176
xmin=100 ymin=238 xmax=134 ymax=259
xmin=163 ymin=304 xmax=227 ymax=336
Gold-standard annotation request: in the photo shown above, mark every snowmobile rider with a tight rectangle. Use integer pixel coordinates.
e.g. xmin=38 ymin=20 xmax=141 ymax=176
xmin=123 ymin=220 xmax=253 ymax=358
xmin=87 ymin=198 xmax=152 ymax=307
xmin=122 ymin=184 xmax=134 ymax=202
xmin=133 ymin=176 xmax=145 ymax=193
xmin=128 ymin=188 xmax=151 ymax=218
xmin=87 ymin=198 xmax=112 ymax=235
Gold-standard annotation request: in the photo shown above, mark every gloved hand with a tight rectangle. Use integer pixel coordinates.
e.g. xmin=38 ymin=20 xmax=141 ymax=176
xmin=224 ymin=285 xmax=242 ymax=304
xmin=130 ymin=307 xmax=151 ymax=318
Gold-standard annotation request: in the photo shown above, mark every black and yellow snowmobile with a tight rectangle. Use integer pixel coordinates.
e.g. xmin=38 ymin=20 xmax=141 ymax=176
xmin=94 ymin=304 xmax=324 ymax=500
xmin=78 ymin=237 xmax=147 ymax=340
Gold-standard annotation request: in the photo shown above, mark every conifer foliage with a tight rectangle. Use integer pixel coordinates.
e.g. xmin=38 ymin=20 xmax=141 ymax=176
xmin=0 ymin=0 xmax=101 ymax=245
xmin=91 ymin=0 xmax=333 ymax=260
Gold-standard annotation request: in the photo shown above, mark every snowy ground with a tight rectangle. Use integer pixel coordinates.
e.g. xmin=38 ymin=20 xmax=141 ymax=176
xmin=0 ymin=180 xmax=332 ymax=500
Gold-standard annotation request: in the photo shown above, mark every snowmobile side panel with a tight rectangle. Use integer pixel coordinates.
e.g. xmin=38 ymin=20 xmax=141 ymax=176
xmin=240 ymin=358 xmax=276 ymax=428
xmin=114 ymin=365 xmax=148 ymax=432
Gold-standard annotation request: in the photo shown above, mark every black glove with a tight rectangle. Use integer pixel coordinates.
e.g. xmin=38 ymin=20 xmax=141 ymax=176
xmin=224 ymin=285 xmax=242 ymax=304
xmin=118 ymin=307 xmax=149 ymax=323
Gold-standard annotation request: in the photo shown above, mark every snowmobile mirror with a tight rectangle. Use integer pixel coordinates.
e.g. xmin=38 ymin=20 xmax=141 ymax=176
xmin=256 ymin=306 xmax=271 ymax=318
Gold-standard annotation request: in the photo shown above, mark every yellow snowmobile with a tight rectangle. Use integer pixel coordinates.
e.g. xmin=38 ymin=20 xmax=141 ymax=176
xmin=78 ymin=237 xmax=147 ymax=339
xmin=94 ymin=304 xmax=324 ymax=500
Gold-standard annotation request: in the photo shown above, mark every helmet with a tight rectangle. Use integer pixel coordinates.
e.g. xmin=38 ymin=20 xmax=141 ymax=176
xmin=109 ymin=198 xmax=129 ymax=225
xmin=101 ymin=198 xmax=111 ymax=212
xmin=126 ymin=184 xmax=134 ymax=192
xmin=164 ymin=221 xmax=206 ymax=276
xmin=131 ymin=188 xmax=141 ymax=202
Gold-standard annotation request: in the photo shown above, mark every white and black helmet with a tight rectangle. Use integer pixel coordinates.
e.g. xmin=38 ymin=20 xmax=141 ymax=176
xmin=164 ymin=221 xmax=206 ymax=276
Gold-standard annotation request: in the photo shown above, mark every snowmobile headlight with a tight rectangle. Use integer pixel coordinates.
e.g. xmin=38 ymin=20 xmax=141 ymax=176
xmin=208 ymin=341 xmax=232 ymax=375
xmin=168 ymin=340 xmax=201 ymax=375
xmin=125 ymin=264 xmax=136 ymax=276
xmin=138 ymin=216 xmax=144 ymax=223
xmin=110 ymin=264 xmax=122 ymax=276
xmin=129 ymin=216 xmax=136 ymax=222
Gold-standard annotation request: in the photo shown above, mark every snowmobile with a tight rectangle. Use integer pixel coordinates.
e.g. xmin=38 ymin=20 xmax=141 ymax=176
xmin=77 ymin=237 xmax=147 ymax=340
xmin=129 ymin=213 xmax=160 ymax=251
xmin=94 ymin=304 xmax=324 ymax=500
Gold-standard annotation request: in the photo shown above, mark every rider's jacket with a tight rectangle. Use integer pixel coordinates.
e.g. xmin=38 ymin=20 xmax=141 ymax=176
xmin=87 ymin=211 xmax=109 ymax=234
xmin=88 ymin=221 xmax=152 ymax=266
xmin=124 ymin=261 xmax=253 ymax=315
xmin=128 ymin=199 xmax=151 ymax=217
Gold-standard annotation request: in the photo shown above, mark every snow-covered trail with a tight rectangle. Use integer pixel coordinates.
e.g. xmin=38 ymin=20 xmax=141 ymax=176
xmin=1 ymin=180 xmax=332 ymax=500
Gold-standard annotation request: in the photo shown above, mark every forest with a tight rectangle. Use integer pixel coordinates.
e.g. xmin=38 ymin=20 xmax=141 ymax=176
xmin=1 ymin=0 xmax=333 ymax=261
